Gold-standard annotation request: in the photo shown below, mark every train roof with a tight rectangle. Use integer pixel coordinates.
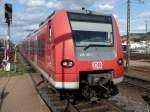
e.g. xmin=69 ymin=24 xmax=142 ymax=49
xmin=39 ymin=9 xmax=112 ymax=27
xmin=25 ymin=9 xmax=112 ymax=40
xmin=67 ymin=9 xmax=112 ymax=17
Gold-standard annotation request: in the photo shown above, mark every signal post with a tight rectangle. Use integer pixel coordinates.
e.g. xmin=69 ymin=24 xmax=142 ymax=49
xmin=4 ymin=3 xmax=12 ymax=71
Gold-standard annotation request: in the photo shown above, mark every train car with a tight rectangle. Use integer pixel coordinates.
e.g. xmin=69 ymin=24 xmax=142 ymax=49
xmin=20 ymin=9 xmax=124 ymax=100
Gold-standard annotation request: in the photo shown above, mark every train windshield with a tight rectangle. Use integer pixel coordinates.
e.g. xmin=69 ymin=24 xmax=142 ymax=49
xmin=68 ymin=12 xmax=113 ymax=47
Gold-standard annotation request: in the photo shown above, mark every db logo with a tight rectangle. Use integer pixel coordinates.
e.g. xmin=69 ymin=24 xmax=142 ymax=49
xmin=92 ymin=61 xmax=102 ymax=69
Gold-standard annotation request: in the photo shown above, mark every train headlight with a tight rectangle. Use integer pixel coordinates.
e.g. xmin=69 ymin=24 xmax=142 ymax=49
xmin=61 ymin=59 xmax=74 ymax=68
xmin=118 ymin=58 xmax=123 ymax=65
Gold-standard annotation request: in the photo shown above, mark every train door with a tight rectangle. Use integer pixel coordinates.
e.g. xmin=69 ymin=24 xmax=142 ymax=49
xmin=47 ymin=27 xmax=52 ymax=71
xmin=47 ymin=26 xmax=55 ymax=78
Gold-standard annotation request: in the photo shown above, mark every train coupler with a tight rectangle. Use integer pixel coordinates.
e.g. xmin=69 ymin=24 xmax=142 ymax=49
xmin=100 ymin=81 xmax=119 ymax=98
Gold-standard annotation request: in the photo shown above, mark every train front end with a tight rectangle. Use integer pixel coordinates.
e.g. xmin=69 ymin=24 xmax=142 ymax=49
xmin=52 ymin=10 xmax=124 ymax=99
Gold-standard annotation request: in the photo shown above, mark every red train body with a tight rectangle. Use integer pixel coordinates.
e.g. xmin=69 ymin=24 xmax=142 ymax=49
xmin=20 ymin=9 xmax=124 ymax=99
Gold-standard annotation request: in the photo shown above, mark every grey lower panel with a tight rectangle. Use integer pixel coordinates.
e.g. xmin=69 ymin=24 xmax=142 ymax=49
xmin=75 ymin=46 xmax=116 ymax=60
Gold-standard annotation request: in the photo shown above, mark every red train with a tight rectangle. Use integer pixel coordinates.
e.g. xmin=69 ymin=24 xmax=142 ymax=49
xmin=20 ymin=9 xmax=124 ymax=100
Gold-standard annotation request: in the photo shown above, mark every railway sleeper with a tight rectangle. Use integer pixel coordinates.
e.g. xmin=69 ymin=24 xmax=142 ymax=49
xmin=42 ymin=94 xmax=61 ymax=104
xmin=53 ymin=100 xmax=67 ymax=106
xmin=75 ymin=102 xmax=100 ymax=110
xmin=42 ymin=94 xmax=68 ymax=112
xmin=78 ymin=105 xmax=109 ymax=112
xmin=39 ymin=90 xmax=68 ymax=112
xmin=48 ymin=101 xmax=67 ymax=112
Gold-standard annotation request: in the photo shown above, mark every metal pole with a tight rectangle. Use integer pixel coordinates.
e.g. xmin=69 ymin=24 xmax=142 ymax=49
xmin=4 ymin=23 xmax=10 ymax=61
xmin=13 ymin=45 xmax=16 ymax=72
xmin=3 ymin=23 xmax=10 ymax=71
xmin=8 ymin=23 xmax=10 ymax=37
xmin=7 ymin=23 xmax=10 ymax=60
xmin=145 ymin=21 xmax=148 ymax=54
xmin=146 ymin=22 xmax=147 ymax=33
xmin=126 ymin=0 xmax=130 ymax=72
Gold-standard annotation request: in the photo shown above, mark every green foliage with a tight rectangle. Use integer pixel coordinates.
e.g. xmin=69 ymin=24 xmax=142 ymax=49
xmin=0 ymin=56 xmax=28 ymax=78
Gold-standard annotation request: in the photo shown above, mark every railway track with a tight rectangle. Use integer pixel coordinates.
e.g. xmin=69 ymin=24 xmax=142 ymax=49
xmin=123 ymin=76 xmax=150 ymax=92
xmin=30 ymin=72 xmax=131 ymax=112
xmin=130 ymin=66 xmax=150 ymax=73
xmin=31 ymin=74 xmax=134 ymax=112
xmin=122 ymin=76 xmax=150 ymax=105
xmin=19 ymin=53 xmax=134 ymax=112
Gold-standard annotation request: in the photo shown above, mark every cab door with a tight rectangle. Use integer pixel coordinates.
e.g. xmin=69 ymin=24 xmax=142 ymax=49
xmin=47 ymin=25 xmax=55 ymax=77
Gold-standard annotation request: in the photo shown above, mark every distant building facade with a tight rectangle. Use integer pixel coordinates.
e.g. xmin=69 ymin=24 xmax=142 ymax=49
xmin=121 ymin=33 xmax=150 ymax=54
xmin=121 ymin=33 xmax=145 ymax=43
xmin=0 ymin=35 xmax=7 ymax=47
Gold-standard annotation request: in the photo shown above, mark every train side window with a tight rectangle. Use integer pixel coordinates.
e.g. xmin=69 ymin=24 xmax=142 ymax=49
xmin=37 ymin=40 xmax=40 ymax=56
xmin=34 ymin=40 xmax=38 ymax=54
xmin=41 ymin=40 xmax=45 ymax=56
xmin=28 ymin=41 xmax=30 ymax=55
xmin=37 ymin=39 xmax=45 ymax=56
xmin=48 ymin=27 xmax=52 ymax=42
xmin=37 ymin=40 xmax=39 ymax=55
xmin=30 ymin=41 xmax=33 ymax=54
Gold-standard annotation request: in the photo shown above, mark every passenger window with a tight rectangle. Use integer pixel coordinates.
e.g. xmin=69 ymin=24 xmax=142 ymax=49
xmin=37 ymin=39 xmax=45 ymax=56
xmin=49 ymin=27 xmax=52 ymax=41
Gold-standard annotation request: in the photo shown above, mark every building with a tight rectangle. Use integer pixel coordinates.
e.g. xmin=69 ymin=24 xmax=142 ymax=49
xmin=121 ymin=33 xmax=150 ymax=54
xmin=121 ymin=33 xmax=145 ymax=43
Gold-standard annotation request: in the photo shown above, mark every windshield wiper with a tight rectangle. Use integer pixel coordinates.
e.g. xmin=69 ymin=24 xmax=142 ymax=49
xmin=84 ymin=43 xmax=111 ymax=51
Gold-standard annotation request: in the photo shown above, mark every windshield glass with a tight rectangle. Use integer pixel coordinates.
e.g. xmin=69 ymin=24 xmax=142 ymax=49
xmin=68 ymin=12 xmax=116 ymax=60
xmin=73 ymin=30 xmax=112 ymax=46
xmin=70 ymin=21 xmax=113 ymax=46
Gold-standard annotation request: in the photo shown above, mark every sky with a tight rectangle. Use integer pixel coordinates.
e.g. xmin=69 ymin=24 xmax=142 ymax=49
xmin=0 ymin=0 xmax=150 ymax=44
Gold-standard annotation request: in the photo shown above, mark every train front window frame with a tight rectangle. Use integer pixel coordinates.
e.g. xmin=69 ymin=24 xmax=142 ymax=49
xmin=68 ymin=12 xmax=114 ymax=47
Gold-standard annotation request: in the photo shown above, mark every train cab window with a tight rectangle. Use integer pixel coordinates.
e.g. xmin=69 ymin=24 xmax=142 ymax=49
xmin=68 ymin=13 xmax=114 ymax=47
xmin=71 ymin=22 xmax=113 ymax=46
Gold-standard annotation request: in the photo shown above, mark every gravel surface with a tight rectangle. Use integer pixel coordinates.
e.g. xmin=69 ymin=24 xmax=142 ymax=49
xmin=130 ymin=60 xmax=150 ymax=67
xmin=110 ymin=83 xmax=150 ymax=112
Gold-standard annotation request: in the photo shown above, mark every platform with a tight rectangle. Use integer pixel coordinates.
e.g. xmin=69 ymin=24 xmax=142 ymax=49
xmin=0 ymin=74 xmax=50 ymax=112
xmin=0 ymin=88 xmax=3 ymax=104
